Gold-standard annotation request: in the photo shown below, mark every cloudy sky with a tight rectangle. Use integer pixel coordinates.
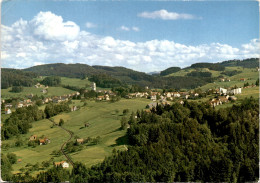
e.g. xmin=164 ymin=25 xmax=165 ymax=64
xmin=1 ymin=1 xmax=259 ymax=72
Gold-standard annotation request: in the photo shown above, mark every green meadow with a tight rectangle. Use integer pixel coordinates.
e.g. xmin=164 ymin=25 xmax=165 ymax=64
xmin=2 ymin=98 xmax=151 ymax=175
xmin=1 ymin=86 xmax=75 ymax=99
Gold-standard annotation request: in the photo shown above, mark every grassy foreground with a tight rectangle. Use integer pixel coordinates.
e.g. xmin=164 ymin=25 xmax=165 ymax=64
xmin=2 ymin=98 xmax=150 ymax=175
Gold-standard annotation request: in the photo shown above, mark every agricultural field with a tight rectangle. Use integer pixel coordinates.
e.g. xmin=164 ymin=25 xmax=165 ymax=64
xmin=197 ymin=67 xmax=259 ymax=91
xmin=1 ymin=98 xmax=151 ymax=175
xmin=1 ymin=86 xmax=75 ymax=99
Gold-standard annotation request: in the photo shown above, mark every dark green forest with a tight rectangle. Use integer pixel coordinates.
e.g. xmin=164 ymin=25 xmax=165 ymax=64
xmin=6 ymin=97 xmax=259 ymax=182
xmin=1 ymin=103 xmax=70 ymax=140
xmin=1 ymin=69 xmax=38 ymax=89
xmin=160 ymin=67 xmax=181 ymax=76
xmin=220 ymin=58 xmax=259 ymax=68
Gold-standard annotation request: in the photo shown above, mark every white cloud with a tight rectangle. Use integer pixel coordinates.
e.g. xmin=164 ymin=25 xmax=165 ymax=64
xmin=86 ymin=22 xmax=97 ymax=28
xmin=31 ymin=11 xmax=80 ymax=41
xmin=138 ymin=9 xmax=199 ymax=20
xmin=120 ymin=26 xmax=130 ymax=31
xmin=1 ymin=11 xmax=259 ymax=72
xmin=132 ymin=26 xmax=140 ymax=32
xmin=120 ymin=26 xmax=140 ymax=32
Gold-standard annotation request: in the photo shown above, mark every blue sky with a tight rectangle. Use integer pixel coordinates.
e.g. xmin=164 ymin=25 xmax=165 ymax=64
xmin=1 ymin=0 xmax=259 ymax=72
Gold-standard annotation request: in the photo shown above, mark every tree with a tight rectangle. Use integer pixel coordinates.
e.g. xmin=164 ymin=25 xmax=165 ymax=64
xmin=59 ymin=119 xmax=65 ymax=126
xmin=7 ymin=153 xmax=17 ymax=164
xmin=10 ymin=86 xmax=23 ymax=93
xmin=121 ymin=117 xmax=128 ymax=130
xmin=123 ymin=109 xmax=129 ymax=115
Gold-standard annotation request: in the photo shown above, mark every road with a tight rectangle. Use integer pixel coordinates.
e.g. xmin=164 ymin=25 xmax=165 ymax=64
xmin=48 ymin=118 xmax=75 ymax=168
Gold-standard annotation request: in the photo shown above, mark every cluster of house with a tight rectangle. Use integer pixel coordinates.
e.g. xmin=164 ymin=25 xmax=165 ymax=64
xmin=210 ymin=95 xmax=237 ymax=107
xmin=3 ymin=99 xmax=34 ymax=114
xmin=2 ymin=92 xmax=81 ymax=114
xmin=29 ymin=135 xmax=51 ymax=145
xmin=220 ymin=78 xmax=231 ymax=82
xmin=35 ymin=83 xmax=49 ymax=93
xmin=219 ymin=87 xmax=242 ymax=95
xmin=125 ymin=91 xmax=199 ymax=101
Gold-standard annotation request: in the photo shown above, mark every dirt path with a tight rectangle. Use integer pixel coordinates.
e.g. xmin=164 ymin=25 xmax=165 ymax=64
xmin=48 ymin=118 xmax=75 ymax=168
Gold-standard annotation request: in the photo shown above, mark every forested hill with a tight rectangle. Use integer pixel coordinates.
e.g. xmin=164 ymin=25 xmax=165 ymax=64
xmin=24 ymin=63 xmax=97 ymax=78
xmin=3 ymin=57 xmax=257 ymax=89
xmin=219 ymin=58 xmax=259 ymax=68
xmin=1 ymin=69 xmax=38 ymax=89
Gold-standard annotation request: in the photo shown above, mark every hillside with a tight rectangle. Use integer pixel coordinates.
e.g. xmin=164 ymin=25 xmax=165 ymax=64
xmin=1 ymin=58 xmax=257 ymax=91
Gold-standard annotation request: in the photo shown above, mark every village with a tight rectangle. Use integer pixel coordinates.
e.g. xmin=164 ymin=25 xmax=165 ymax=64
xmin=2 ymin=77 xmax=256 ymax=117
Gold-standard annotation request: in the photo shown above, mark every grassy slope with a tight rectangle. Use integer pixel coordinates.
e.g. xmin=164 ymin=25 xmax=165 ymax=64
xmin=1 ymin=77 xmax=112 ymax=100
xmin=197 ymin=67 xmax=259 ymax=90
xmin=2 ymin=98 xmax=150 ymax=174
xmin=1 ymin=87 xmax=75 ymax=99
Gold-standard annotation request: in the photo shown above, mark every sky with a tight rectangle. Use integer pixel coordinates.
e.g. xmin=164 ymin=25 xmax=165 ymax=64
xmin=1 ymin=0 xmax=259 ymax=72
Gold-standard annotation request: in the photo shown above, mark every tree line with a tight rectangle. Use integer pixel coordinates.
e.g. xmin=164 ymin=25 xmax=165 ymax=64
xmin=1 ymin=102 xmax=70 ymax=140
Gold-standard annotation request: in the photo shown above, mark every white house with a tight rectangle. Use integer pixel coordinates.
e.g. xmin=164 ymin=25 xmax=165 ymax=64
xmin=55 ymin=161 xmax=69 ymax=168
xmin=173 ymin=92 xmax=181 ymax=98
xmin=92 ymin=82 xmax=96 ymax=91
xmin=5 ymin=108 xmax=11 ymax=114
xmin=151 ymin=95 xmax=157 ymax=101
xmin=219 ymin=87 xmax=227 ymax=95
xmin=230 ymin=88 xmax=242 ymax=95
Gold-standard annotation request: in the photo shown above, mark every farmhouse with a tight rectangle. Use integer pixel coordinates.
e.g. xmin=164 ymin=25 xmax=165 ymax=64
xmin=219 ymin=88 xmax=227 ymax=95
xmin=41 ymin=89 xmax=48 ymax=94
xmin=76 ymin=139 xmax=84 ymax=144
xmin=5 ymin=103 xmax=12 ymax=108
xmin=97 ymin=96 xmax=105 ymax=101
xmin=54 ymin=161 xmax=69 ymax=168
xmin=15 ymin=103 xmax=24 ymax=109
xmin=29 ymin=135 xmax=37 ymax=141
xmin=71 ymin=106 xmax=78 ymax=111
xmin=39 ymin=137 xmax=50 ymax=145
xmin=5 ymin=108 xmax=11 ymax=114
xmin=210 ymin=99 xmax=222 ymax=107
xmin=229 ymin=88 xmax=242 ymax=95
xmin=218 ymin=96 xmax=229 ymax=103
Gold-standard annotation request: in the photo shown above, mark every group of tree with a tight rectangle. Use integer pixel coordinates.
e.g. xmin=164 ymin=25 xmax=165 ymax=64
xmin=221 ymin=70 xmax=242 ymax=76
xmin=1 ymin=105 xmax=45 ymax=140
xmin=187 ymin=71 xmax=212 ymax=77
xmin=2 ymin=102 xmax=71 ymax=140
xmin=220 ymin=58 xmax=259 ymax=68
xmin=10 ymin=86 xmax=24 ymax=93
xmin=40 ymin=76 xmax=61 ymax=86
xmin=1 ymin=68 xmax=38 ymax=89
xmin=190 ymin=63 xmax=225 ymax=71
xmin=89 ymin=74 xmax=122 ymax=88
xmin=44 ymin=102 xmax=70 ymax=118
xmin=160 ymin=67 xmax=181 ymax=76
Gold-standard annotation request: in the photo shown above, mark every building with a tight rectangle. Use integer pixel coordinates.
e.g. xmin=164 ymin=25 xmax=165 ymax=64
xmin=150 ymin=95 xmax=157 ymax=101
xmin=71 ymin=106 xmax=77 ymax=111
xmin=5 ymin=108 xmax=11 ymax=114
xmin=54 ymin=161 xmax=69 ymax=168
xmin=219 ymin=87 xmax=227 ymax=95
xmin=29 ymin=135 xmax=37 ymax=141
xmin=39 ymin=138 xmax=50 ymax=145
xmin=240 ymin=78 xmax=246 ymax=81
xmin=15 ymin=103 xmax=24 ymax=109
xmin=41 ymin=89 xmax=48 ymax=94
xmin=229 ymin=88 xmax=242 ymax=95
xmin=5 ymin=103 xmax=12 ymax=108
xmin=92 ymin=82 xmax=96 ymax=91
xmin=76 ymin=139 xmax=84 ymax=144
